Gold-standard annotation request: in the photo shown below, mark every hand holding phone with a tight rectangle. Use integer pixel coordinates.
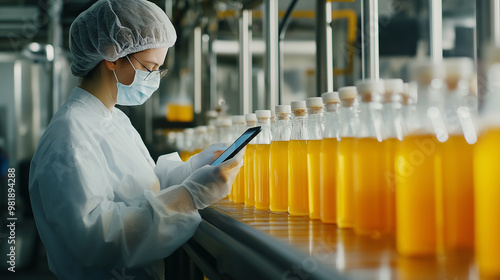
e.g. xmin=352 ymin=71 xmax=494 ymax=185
xmin=210 ymin=126 xmax=262 ymax=166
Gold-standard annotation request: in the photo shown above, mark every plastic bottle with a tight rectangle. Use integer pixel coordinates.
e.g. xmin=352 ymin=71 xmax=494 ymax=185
xmin=288 ymin=101 xmax=309 ymax=216
xmin=337 ymin=86 xmax=359 ymax=228
xmin=271 ymin=110 xmax=276 ymax=139
xmin=381 ymin=79 xmax=406 ymax=234
xmin=395 ymin=60 xmax=446 ymax=256
xmin=244 ymin=113 xmax=257 ymax=207
xmin=206 ymin=125 xmax=216 ymax=145
xmin=436 ymin=58 xmax=475 ymax=253
xmin=192 ymin=126 xmax=208 ymax=155
xmin=231 ymin=115 xmax=247 ymax=204
xmin=180 ymin=128 xmax=194 ymax=161
xmin=306 ymin=97 xmax=324 ymax=220
xmin=401 ymin=82 xmax=418 ymax=133
xmin=206 ymin=110 xmax=218 ymax=126
xmin=474 ymin=63 xmax=500 ymax=277
xmin=320 ymin=92 xmax=340 ymax=224
xmin=270 ymin=105 xmax=292 ymax=212
xmin=217 ymin=117 xmax=233 ymax=144
xmin=354 ymin=79 xmax=386 ymax=236
xmin=254 ymin=110 xmax=272 ymax=210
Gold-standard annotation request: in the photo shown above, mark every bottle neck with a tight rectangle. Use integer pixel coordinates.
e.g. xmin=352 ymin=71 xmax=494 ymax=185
xmin=246 ymin=121 xmax=256 ymax=128
xmin=339 ymin=103 xmax=359 ymax=138
xmin=291 ymin=110 xmax=308 ymax=140
xmin=324 ymin=102 xmax=339 ymax=113
xmin=273 ymin=116 xmax=292 ymax=141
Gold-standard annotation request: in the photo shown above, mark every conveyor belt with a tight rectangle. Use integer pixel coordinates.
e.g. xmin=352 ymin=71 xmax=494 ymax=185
xmin=183 ymin=199 xmax=476 ymax=280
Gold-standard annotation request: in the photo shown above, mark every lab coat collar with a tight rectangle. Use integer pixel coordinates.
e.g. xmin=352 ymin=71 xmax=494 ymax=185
xmin=69 ymin=87 xmax=113 ymax=119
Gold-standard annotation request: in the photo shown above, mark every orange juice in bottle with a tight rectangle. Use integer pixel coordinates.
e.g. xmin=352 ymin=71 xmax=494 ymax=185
xmin=288 ymin=101 xmax=309 ymax=216
xmin=436 ymin=58 xmax=475 ymax=252
xmin=320 ymin=92 xmax=340 ymax=224
xmin=254 ymin=110 xmax=272 ymax=210
xmin=474 ymin=127 xmax=500 ymax=277
xmin=381 ymin=79 xmax=407 ymax=234
xmin=231 ymin=116 xmax=247 ymax=203
xmin=216 ymin=118 xmax=234 ymax=200
xmin=354 ymin=79 xmax=386 ymax=236
xmin=270 ymin=105 xmax=292 ymax=212
xmin=337 ymin=86 xmax=359 ymax=228
xmin=474 ymin=64 xmax=500 ymax=277
xmin=244 ymin=113 xmax=257 ymax=207
xmin=306 ymin=97 xmax=324 ymax=220
xmin=355 ymin=138 xmax=385 ymax=236
xmin=395 ymin=61 xmax=446 ymax=256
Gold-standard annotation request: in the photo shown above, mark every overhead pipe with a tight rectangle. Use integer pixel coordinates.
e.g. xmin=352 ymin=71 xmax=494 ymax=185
xmin=316 ymin=0 xmax=334 ymax=93
xmin=429 ymin=0 xmax=443 ymax=64
xmin=279 ymin=0 xmax=299 ymax=102
xmin=49 ymin=0 xmax=63 ymax=116
xmin=264 ymin=0 xmax=279 ymax=111
xmin=361 ymin=0 xmax=379 ymax=79
xmin=239 ymin=10 xmax=253 ymax=115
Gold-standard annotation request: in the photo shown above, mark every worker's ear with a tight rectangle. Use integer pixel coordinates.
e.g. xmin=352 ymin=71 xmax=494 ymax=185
xmin=103 ymin=60 xmax=118 ymax=71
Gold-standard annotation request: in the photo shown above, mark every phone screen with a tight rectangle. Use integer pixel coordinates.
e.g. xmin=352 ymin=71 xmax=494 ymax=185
xmin=210 ymin=126 xmax=262 ymax=166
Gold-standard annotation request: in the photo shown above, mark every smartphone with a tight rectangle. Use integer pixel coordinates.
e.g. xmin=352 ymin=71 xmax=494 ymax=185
xmin=210 ymin=126 xmax=262 ymax=166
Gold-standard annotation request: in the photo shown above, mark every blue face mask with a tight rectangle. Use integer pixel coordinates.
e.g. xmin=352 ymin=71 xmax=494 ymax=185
xmin=113 ymin=56 xmax=160 ymax=106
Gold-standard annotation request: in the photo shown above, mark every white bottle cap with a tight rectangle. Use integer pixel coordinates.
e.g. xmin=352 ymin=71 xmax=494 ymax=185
xmin=356 ymin=79 xmax=385 ymax=96
xmin=338 ymin=86 xmax=358 ymax=100
xmin=245 ymin=113 xmax=257 ymax=122
xmin=194 ymin=126 xmax=207 ymax=133
xmin=410 ymin=60 xmax=446 ymax=83
xmin=306 ymin=97 xmax=324 ymax=108
xmin=445 ymin=57 xmax=473 ymax=79
xmin=184 ymin=128 xmax=194 ymax=135
xmin=290 ymin=100 xmax=306 ymax=110
xmin=218 ymin=117 xmax=232 ymax=127
xmin=402 ymin=82 xmax=418 ymax=105
xmin=384 ymin=79 xmax=404 ymax=93
xmin=255 ymin=110 xmax=271 ymax=118
xmin=231 ymin=115 xmax=246 ymax=124
xmin=321 ymin=92 xmax=340 ymax=103
xmin=206 ymin=110 xmax=218 ymax=118
xmin=275 ymin=104 xmax=291 ymax=114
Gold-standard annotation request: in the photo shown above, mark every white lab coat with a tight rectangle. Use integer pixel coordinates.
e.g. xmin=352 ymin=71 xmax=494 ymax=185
xmin=29 ymin=87 xmax=201 ymax=280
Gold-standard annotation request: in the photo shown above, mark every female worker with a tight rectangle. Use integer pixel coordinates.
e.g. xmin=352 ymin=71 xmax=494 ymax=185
xmin=28 ymin=0 xmax=244 ymax=279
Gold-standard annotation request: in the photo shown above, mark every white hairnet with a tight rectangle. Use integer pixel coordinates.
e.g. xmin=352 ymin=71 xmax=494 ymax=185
xmin=69 ymin=0 xmax=176 ymax=77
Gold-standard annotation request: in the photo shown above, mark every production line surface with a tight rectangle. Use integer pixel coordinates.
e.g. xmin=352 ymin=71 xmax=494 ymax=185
xmin=209 ymin=199 xmax=478 ymax=280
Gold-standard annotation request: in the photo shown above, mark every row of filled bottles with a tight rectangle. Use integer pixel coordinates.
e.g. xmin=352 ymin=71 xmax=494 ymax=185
xmin=172 ymin=57 xmax=500 ymax=278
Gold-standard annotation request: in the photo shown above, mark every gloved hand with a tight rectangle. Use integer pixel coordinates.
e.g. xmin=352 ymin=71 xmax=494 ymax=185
xmin=183 ymin=147 xmax=245 ymax=209
xmin=187 ymin=143 xmax=229 ymax=172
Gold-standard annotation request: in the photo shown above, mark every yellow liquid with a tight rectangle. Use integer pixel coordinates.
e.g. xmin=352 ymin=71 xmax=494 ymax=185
xmin=244 ymin=144 xmax=256 ymax=207
xmin=438 ymin=135 xmax=474 ymax=252
xmin=179 ymin=150 xmax=190 ymax=162
xmin=384 ymin=138 xmax=398 ymax=234
xmin=474 ymin=128 xmax=500 ymax=277
xmin=337 ymin=137 xmax=356 ymax=228
xmin=288 ymin=140 xmax=309 ymax=216
xmin=166 ymin=103 xmax=194 ymax=122
xmin=307 ymin=140 xmax=322 ymax=220
xmin=233 ymin=170 xmax=245 ymax=203
xmin=255 ymin=144 xmax=271 ymax=210
xmin=270 ymin=141 xmax=289 ymax=212
xmin=320 ymin=138 xmax=337 ymax=224
xmin=395 ymin=134 xmax=438 ymax=256
xmin=355 ymin=138 xmax=387 ymax=236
